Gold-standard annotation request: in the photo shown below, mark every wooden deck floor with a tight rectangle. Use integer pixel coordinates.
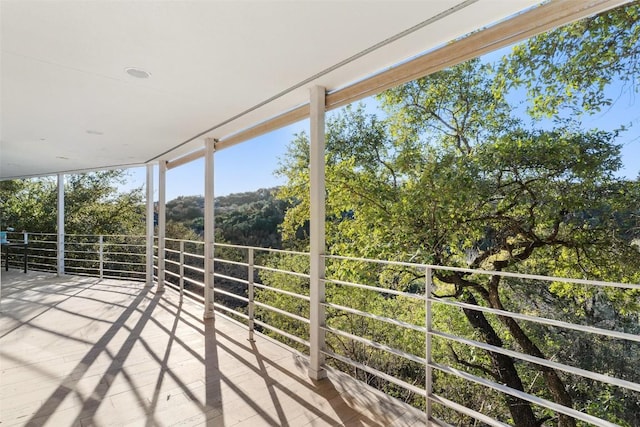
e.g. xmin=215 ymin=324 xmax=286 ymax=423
xmin=0 ymin=270 xmax=426 ymax=427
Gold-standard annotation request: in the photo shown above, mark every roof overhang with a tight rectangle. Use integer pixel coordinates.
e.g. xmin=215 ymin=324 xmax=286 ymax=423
xmin=0 ymin=0 xmax=629 ymax=179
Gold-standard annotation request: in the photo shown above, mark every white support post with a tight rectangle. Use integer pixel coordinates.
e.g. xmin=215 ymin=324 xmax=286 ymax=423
xmin=98 ymin=235 xmax=104 ymax=279
xmin=57 ymin=173 xmax=65 ymax=276
xmin=203 ymin=138 xmax=216 ymax=319
xmin=146 ymin=163 xmax=155 ymax=287
xmin=425 ymin=267 xmax=434 ymax=422
xmin=309 ymin=85 xmax=327 ymax=380
xmin=157 ymin=160 xmax=167 ymax=293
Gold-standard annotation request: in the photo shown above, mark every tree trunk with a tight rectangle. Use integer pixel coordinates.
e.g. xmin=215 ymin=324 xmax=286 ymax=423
xmin=486 ymin=278 xmax=576 ymax=427
xmin=463 ymin=293 xmax=539 ymax=427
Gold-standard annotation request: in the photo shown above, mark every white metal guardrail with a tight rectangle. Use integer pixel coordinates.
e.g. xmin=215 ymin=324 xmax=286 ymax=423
xmin=5 ymin=234 xmax=638 ymax=426
xmin=2 ymin=232 xmax=146 ymax=281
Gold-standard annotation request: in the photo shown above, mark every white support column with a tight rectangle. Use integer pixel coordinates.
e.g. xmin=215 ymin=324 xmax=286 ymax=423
xmin=309 ymin=85 xmax=327 ymax=380
xmin=157 ymin=160 xmax=167 ymax=293
xmin=203 ymin=138 xmax=216 ymax=319
xmin=146 ymin=163 xmax=155 ymax=287
xmin=57 ymin=173 xmax=65 ymax=276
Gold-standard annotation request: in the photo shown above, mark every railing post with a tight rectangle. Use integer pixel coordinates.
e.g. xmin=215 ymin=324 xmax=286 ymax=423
xmin=179 ymin=240 xmax=185 ymax=297
xmin=98 ymin=235 xmax=104 ymax=279
xmin=425 ymin=266 xmax=433 ymax=422
xmin=248 ymin=247 xmax=255 ymax=341
xmin=23 ymin=231 xmax=29 ymax=273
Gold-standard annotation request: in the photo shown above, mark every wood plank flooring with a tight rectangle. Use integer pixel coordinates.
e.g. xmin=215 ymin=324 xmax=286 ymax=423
xmin=0 ymin=271 xmax=426 ymax=426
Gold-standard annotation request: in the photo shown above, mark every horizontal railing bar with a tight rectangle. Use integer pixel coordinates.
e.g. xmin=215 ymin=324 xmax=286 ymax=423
xmin=324 ymin=255 xmax=640 ymax=290
xmin=213 ymin=272 xmax=249 ymax=285
xmin=183 ymin=288 xmax=204 ymax=302
xmin=103 ymin=274 xmax=145 ymax=281
xmin=165 ymin=238 xmax=203 ymax=244
xmin=213 ymin=302 xmax=249 ymax=319
xmin=214 ymin=258 xmax=249 ymax=268
xmin=432 ymin=330 xmax=640 ymax=393
xmin=322 ymin=277 xmax=425 ymax=300
xmin=432 ymin=297 xmax=640 ymax=343
xmin=184 ymin=264 xmax=205 ymax=274
xmin=165 ymin=269 xmax=180 ymax=279
xmin=253 ymin=319 xmax=310 ymax=347
xmin=102 ymin=261 xmax=146 ymax=267
xmin=184 ymin=253 xmax=205 ymax=260
xmin=65 ymin=259 xmax=99 ymax=264
xmin=183 ymin=276 xmax=205 ymax=288
xmin=253 ymin=301 xmax=310 ymax=324
xmin=27 ymin=261 xmax=57 ymax=268
xmin=323 ymin=302 xmax=426 ymax=333
xmin=253 ymin=283 xmax=310 ymax=301
xmin=213 ymin=288 xmax=249 ymax=303
xmin=164 ymin=281 xmax=180 ymax=291
xmin=64 ymin=266 xmax=97 ymax=272
xmin=323 ymin=349 xmax=426 ymax=396
xmin=165 ymin=259 xmax=181 ymax=267
xmin=430 ymin=394 xmax=510 ymax=427
xmin=103 ymin=252 xmax=145 ymax=257
xmin=253 ymin=264 xmax=310 ymax=279
xmin=431 ymin=363 xmax=619 ymax=427
xmin=102 ymin=269 xmax=145 ymax=275
xmin=323 ymin=325 xmax=426 ymax=365
xmin=215 ymin=242 xmax=309 ymax=257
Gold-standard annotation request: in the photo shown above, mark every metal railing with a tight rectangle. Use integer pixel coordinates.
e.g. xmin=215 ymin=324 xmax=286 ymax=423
xmin=5 ymin=233 xmax=638 ymax=426
xmin=2 ymin=232 xmax=146 ymax=281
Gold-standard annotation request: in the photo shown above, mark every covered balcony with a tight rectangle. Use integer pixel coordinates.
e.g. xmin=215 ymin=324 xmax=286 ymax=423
xmin=1 ymin=1 xmax=638 ymax=426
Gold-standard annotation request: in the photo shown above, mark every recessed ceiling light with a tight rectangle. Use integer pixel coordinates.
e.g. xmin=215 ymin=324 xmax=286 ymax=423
xmin=86 ymin=130 xmax=104 ymax=135
xmin=125 ymin=67 xmax=151 ymax=79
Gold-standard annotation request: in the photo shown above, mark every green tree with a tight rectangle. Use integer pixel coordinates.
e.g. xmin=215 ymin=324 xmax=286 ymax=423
xmin=496 ymin=2 xmax=640 ymax=118
xmin=274 ymin=55 xmax=639 ymax=425
xmin=0 ymin=170 xmax=145 ymax=235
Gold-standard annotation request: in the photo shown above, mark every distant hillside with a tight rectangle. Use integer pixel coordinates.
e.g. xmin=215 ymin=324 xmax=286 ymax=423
xmin=165 ymin=187 xmax=289 ymax=248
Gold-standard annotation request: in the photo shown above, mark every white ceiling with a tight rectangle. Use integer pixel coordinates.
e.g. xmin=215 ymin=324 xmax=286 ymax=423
xmin=0 ymin=0 xmax=542 ymax=180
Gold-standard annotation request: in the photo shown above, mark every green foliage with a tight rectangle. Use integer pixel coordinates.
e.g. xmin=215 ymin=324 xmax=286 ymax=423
xmin=0 ymin=170 xmax=144 ymax=235
xmin=497 ymin=2 xmax=640 ymax=118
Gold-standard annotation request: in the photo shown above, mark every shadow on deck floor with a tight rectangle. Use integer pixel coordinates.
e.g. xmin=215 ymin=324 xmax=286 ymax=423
xmin=0 ymin=271 xmax=426 ymax=426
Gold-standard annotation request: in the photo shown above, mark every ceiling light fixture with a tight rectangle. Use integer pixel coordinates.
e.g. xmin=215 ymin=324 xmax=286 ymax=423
xmin=125 ymin=67 xmax=151 ymax=79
